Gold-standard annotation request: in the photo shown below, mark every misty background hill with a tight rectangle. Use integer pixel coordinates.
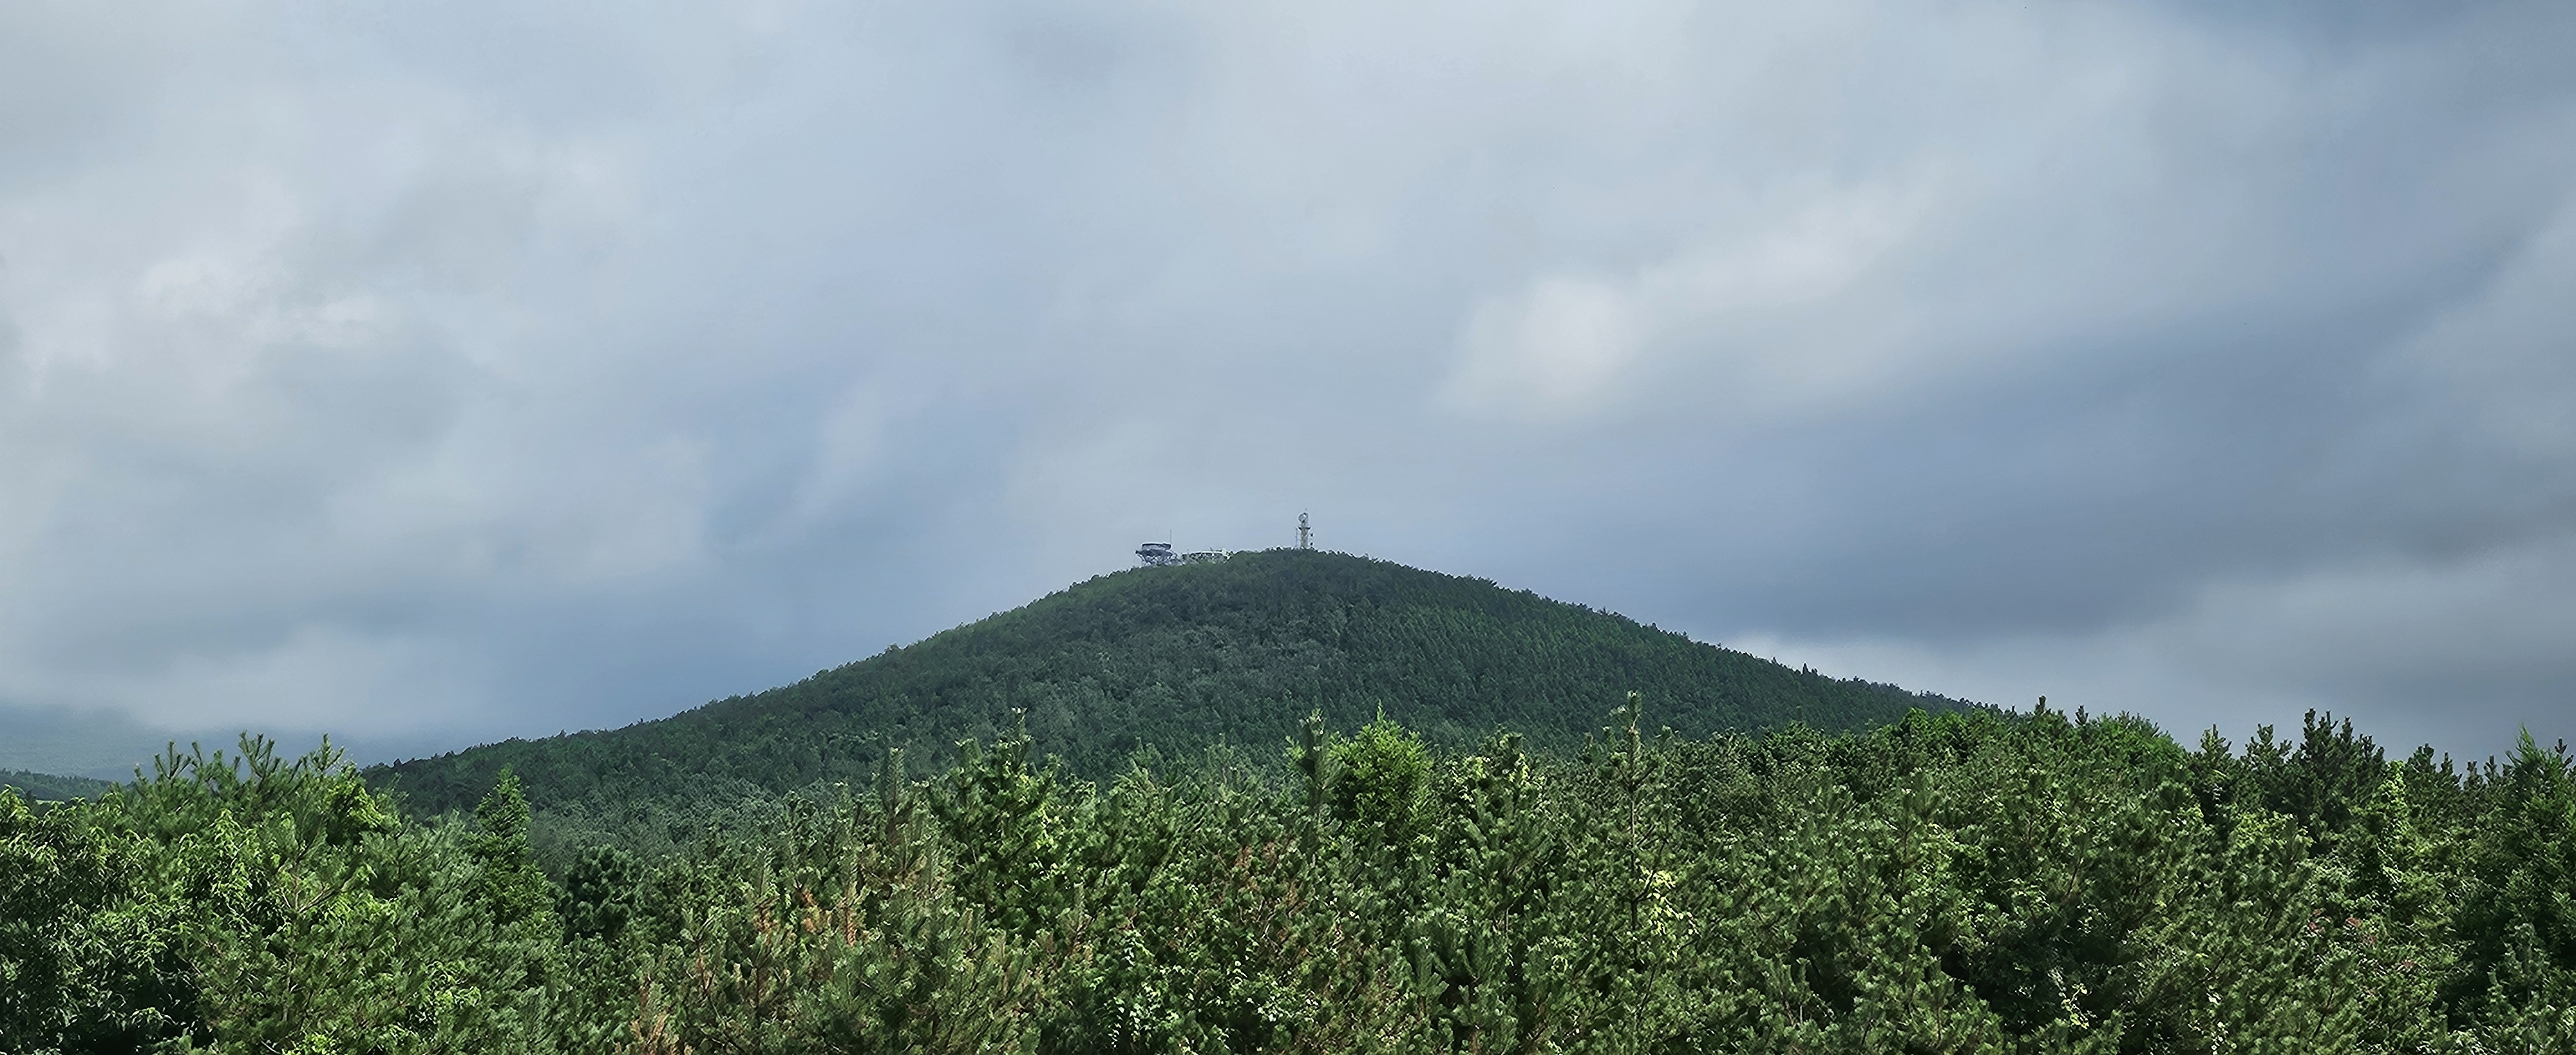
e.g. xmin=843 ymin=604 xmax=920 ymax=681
xmin=366 ymin=549 xmax=1975 ymax=853
xmin=0 ymin=705 xmax=214 ymax=781
xmin=0 ymin=699 xmax=446 ymax=786
xmin=0 ymin=768 xmax=115 ymax=803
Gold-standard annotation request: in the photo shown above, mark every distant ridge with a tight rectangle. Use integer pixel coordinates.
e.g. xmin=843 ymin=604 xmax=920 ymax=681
xmin=1 ymin=768 xmax=116 ymax=803
xmin=368 ymin=550 xmax=1976 ymax=842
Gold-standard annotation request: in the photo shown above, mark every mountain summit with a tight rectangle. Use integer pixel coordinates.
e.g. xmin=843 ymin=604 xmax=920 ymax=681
xmin=370 ymin=550 xmax=1973 ymax=832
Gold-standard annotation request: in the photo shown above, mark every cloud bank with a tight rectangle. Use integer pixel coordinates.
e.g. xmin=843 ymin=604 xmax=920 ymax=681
xmin=3 ymin=1 xmax=2571 ymax=761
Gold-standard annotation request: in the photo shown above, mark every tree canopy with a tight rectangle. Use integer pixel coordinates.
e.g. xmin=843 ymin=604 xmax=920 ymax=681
xmin=11 ymin=707 xmax=2576 ymax=1052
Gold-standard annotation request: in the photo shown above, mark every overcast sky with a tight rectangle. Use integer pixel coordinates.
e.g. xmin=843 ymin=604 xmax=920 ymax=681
xmin=4 ymin=0 xmax=2573 ymax=766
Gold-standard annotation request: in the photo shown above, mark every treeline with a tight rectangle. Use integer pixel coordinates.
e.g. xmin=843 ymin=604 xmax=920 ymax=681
xmin=0 ymin=768 xmax=112 ymax=803
xmin=370 ymin=550 xmax=1969 ymax=859
xmin=10 ymin=705 xmax=2576 ymax=1052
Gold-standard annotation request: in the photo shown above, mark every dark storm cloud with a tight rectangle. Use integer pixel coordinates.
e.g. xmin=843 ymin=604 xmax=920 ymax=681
xmin=1 ymin=0 xmax=2571 ymax=763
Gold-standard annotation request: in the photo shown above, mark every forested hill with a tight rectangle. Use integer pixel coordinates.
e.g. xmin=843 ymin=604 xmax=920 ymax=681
xmin=0 ymin=768 xmax=114 ymax=802
xmin=368 ymin=549 xmax=1973 ymax=829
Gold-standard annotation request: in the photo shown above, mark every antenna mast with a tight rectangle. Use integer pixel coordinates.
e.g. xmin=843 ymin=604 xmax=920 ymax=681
xmin=1298 ymin=511 xmax=1312 ymax=550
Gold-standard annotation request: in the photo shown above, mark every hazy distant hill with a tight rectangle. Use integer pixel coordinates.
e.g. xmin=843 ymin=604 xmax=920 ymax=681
xmin=368 ymin=550 xmax=1975 ymax=846
xmin=0 ymin=705 xmax=195 ymax=779
xmin=0 ymin=702 xmax=437 ymax=785
xmin=0 ymin=768 xmax=116 ymax=802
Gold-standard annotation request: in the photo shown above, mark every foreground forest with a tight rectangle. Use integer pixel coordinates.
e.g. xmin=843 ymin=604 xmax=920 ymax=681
xmin=10 ymin=703 xmax=2576 ymax=1053
xmin=369 ymin=551 xmax=1968 ymax=859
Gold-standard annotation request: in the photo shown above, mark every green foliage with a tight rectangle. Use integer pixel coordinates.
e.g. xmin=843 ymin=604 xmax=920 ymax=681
xmin=558 ymin=844 xmax=641 ymax=946
xmin=366 ymin=551 xmax=1972 ymax=858
xmin=0 ymin=769 xmax=116 ymax=803
xmin=1328 ymin=711 xmax=1433 ymax=841
xmin=0 ymin=783 xmax=186 ymax=1052
xmin=13 ymin=709 xmax=2576 ymax=1051
xmin=1 ymin=737 xmax=584 ymax=1054
xmin=624 ymin=785 xmax=1052 ymax=1053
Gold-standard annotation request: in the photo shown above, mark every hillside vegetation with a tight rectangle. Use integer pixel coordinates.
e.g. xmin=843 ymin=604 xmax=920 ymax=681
xmin=13 ymin=707 xmax=2576 ymax=1051
xmin=0 ymin=768 xmax=114 ymax=803
xmin=368 ymin=550 xmax=1969 ymax=853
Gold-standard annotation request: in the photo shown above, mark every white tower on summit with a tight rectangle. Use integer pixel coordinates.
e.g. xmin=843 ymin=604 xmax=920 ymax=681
xmin=1298 ymin=512 xmax=1312 ymax=550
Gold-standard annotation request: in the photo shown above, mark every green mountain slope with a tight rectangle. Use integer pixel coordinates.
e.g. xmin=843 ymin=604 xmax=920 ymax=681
xmin=1 ymin=768 xmax=117 ymax=802
xmin=368 ymin=551 xmax=1975 ymax=839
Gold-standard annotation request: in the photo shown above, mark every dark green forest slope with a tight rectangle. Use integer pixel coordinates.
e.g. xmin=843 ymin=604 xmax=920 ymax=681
xmin=369 ymin=551 xmax=1969 ymax=851
xmin=0 ymin=768 xmax=113 ymax=802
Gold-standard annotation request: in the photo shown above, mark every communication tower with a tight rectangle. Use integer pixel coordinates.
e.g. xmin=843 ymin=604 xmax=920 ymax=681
xmin=1298 ymin=512 xmax=1312 ymax=550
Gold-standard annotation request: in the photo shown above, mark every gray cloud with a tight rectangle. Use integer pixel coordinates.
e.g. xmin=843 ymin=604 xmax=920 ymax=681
xmin=2 ymin=0 xmax=2571 ymax=764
